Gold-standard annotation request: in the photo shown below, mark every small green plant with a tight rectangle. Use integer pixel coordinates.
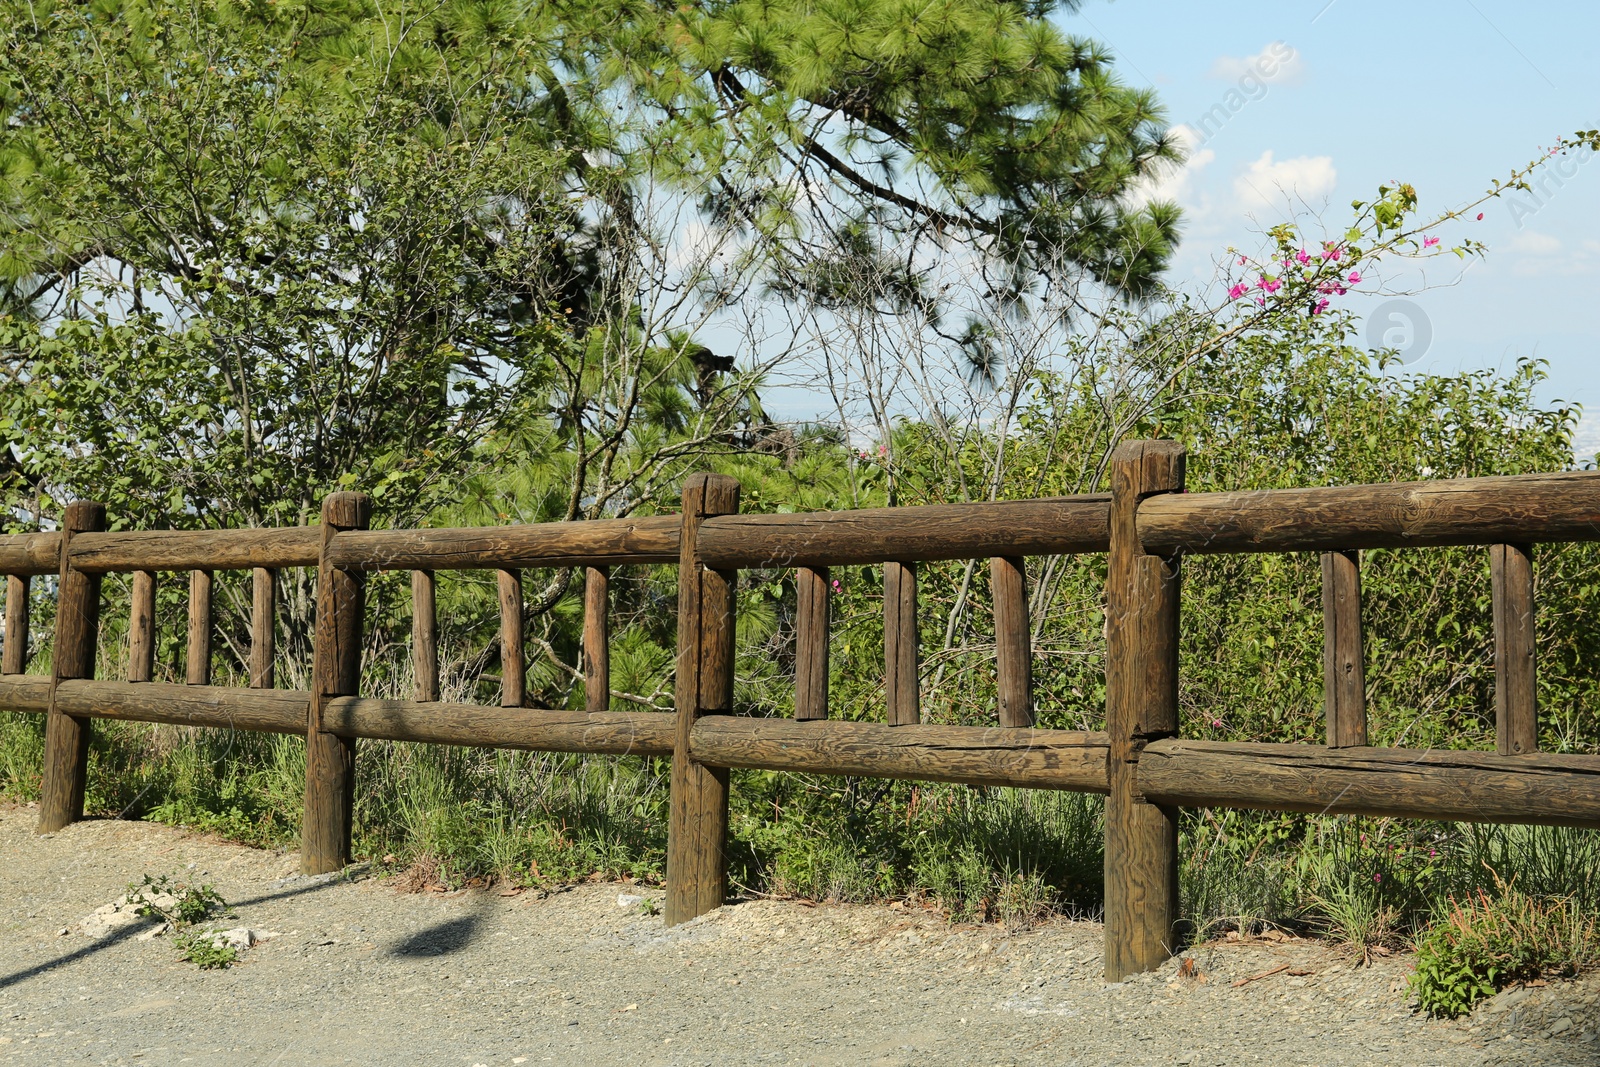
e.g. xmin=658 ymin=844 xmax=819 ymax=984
xmin=127 ymin=873 xmax=237 ymax=968
xmin=172 ymin=930 xmax=240 ymax=970
xmin=1410 ymin=884 xmax=1596 ymax=1017
xmin=127 ymin=873 xmax=231 ymax=927
xmin=638 ymin=897 xmax=662 ymax=917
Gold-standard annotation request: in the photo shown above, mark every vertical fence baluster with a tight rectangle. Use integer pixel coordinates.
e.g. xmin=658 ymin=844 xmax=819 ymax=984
xmin=992 ymin=555 xmax=1033 ymax=728
xmin=667 ymin=473 xmax=740 ymax=925
xmin=39 ymin=501 xmax=106 ymax=833
xmin=1492 ymin=542 xmax=1537 ymax=755
xmin=128 ymin=570 xmax=156 ymax=683
xmin=584 ymin=565 xmax=610 ymax=714
xmin=884 ymin=560 xmax=919 ymax=726
xmin=1105 ymin=441 xmax=1184 ymax=981
xmin=498 ymin=569 xmax=524 ymax=708
xmin=412 ymin=569 xmax=439 ymax=702
xmin=4 ymin=574 xmax=31 ymax=675
xmin=795 ymin=565 xmax=830 ymax=721
xmin=186 ymin=569 xmax=212 ymax=685
xmin=250 ymin=567 xmax=276 ymax=689
xmin=1321 ymin=549 xmax=1366 ymax=747
xmin=303 ymin=492 xmax=370 ymax=874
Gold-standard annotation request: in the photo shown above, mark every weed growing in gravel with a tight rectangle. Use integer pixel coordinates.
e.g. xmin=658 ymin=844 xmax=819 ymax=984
xmin=172 ymin=930 xmax=241 ymax=970
xmin=1409 ymin=882 xmax=1598 ymax=1017
xmin=127 ymin=873 xmax=231 ymax=928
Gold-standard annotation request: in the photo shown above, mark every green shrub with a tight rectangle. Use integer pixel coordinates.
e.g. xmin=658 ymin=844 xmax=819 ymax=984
xmin=1410 ymin=885 xmax=1596 ymax=1017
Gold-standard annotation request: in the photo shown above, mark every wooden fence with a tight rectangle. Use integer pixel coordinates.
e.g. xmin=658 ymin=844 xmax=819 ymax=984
xmin=3 ymin=441 xmax=1600 ymax=979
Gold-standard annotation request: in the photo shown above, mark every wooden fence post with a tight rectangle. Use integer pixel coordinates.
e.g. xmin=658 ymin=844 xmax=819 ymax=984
xmin=186 ymin=569 xmax=213 ymax=685
xmin=584 ymin=565 xmax=610 ymax=714
xmin=128 ymin=571 xmax=156 ymax=683
xmin=412 ymin=570 xmax=439 ymax=702
xmin=250 ymin=567 xmax=276 ymax=688
xmin=992 ymin=556 xmax=1033 ymax=728
xmin=1321 ymin=550 xmax=1366 ymax=747
xmin=1104 ymin=441 xmax=1184 ymax=980
xmin=884 ymin=561 xmax=919 ymax=725
xmin=667 ymin=473 xmax=739 ymax=925
xmin=1492 ymin=543 xmax=1537 ymax=754
xmin=794 ymin=566 xmax=829 ymax=721
xmin=38 ymin=501 xmax=106 ymax=833
xmin=498 ymin=568 xmax=524 ymax=707
xmin=4 ymin=573 xmax=31 ymax=675
xmin=302 ymin=491 xmax=370 ymax=874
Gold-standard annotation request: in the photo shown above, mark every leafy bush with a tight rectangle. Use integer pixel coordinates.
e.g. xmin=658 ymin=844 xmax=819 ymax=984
xmin=1410 ymin=885 xmax=1596 ymax=1017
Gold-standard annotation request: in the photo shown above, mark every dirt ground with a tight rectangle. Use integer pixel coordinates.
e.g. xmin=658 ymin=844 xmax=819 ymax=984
xmin=2 ymin=804 xmax=1597 ymax=1066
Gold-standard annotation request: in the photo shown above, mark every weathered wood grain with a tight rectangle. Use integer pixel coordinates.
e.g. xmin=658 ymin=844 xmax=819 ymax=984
xmin=250 ymin=568 xmax=276 ymax=689
xmin=39 ymin=502 xmax=106 ymax=833
xmin=412 ymin=570 xmax=439 ymax=702
xmin=0 ymin=532 xmax=62 ymax=576
xmin=691 ymin=717 xmax=1110 ymax=791
xmin=1492 ymin=543 xmax=1537 ymax=755
xmin=303 ymin=492 xmax=369 ymax=875
xmin=794 ymin=566 xmax=829 ymax=721
xmin=323 ymin=515 xmax=680 ymax=571
xmin=667 ymin=474 xmax=739 ymax=926
xmin=323 ymin=697 xmax=674 ymax=756
xmin=0 ymin=673 xmax=51 ymax=713
xmin=884 ymin=561 xmax=919 ymax=726
xmin=58 ymin=680 xmax=308 ymax=734
xmin=186 ymin=570 xmax=213 ymax=686
xmin=3 ymin=574 xmax=31 ymax=675
xmin=584 ymin=566 xmax=610 ymax=715
xmin=69 ymin=527 xmax=318 ymax=572
xmin=1321 ymin=550 xmax=1366 ymax=748
xmin=1104 ymin=441 xmax=1183 ymax=981
xmin=1139 ymin=740 xmax=1600 ymax=827
xmin=991 ymin=556 xmax=1032 ymax=728
xmin=499 ymin=569 xmax=524 ymax=708
xmin=1139 ymin=470 xmax=1600 ymax=555
xmin=127 ymin=571 xmax=156 ymax=683
xmin=695 ymin=497 xmax=1111 ymax=569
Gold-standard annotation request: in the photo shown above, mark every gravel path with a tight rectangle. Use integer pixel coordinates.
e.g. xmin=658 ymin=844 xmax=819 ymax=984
xmin=2 ymin=804 xmax=1597 ymax=1066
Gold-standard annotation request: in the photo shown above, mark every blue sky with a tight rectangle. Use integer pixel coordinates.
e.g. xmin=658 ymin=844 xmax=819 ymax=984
xmin=1074 ymin=1 xmax=1600 ymax=452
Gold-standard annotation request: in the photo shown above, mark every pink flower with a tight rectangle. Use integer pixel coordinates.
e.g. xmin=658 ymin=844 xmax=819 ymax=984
xmin=1373 ymin=873 xmax=1382 ymax=883
xmin=1312 ymin=298 xmax=1329 ymax=315
xmin=1347 ymin=271 xmax=1361 ymax=284
xmin=878 ymin=444 xmax=887 ymax=456
xmin=1476 ymin=212 xmax=1484 ymax=220
xmin=1210 ymin=718 xmax=1224 ymax=728
xmin=1255 ymin=296 xmax=1266 ymax=307
xmin=831 ymin=578 xmax=842 ymax=592
xmin=1423 ymin=235 xmax=1440 ymax=248
xmin=1295 ymin=249 xmax=1311 ymax=265
xmin=1228 ymin=283 xmax=1248 ymax=300
xmin=1238 ymin=255 xmax=1248 ymax=266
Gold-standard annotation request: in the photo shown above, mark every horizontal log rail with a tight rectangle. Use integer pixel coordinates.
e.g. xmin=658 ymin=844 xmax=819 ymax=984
xmin=323 ymin=515 xmax=681 ymax=571
xmin=0 ymin=673 xmax=51 ymax=713
xmin=1138 ymin=739 xmax=1600 ymax=829
xmin=694 ymin=497 xmax=1110 ymax=568
xmin=323 ymin=697 xmax=673 ymax=757
xmin=690 ymin=716 xmax=1110 ymax=792
xmin=69 ymin=527 xmax=320 ymax=572
xmin=1138 ymin=470 xmax=1600 ymax=555
xmin=0 ymin=533 xmax=62 ymax=576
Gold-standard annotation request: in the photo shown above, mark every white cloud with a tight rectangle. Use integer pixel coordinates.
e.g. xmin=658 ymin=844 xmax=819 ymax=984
xmin=1233 ymin=150 xmax=1337 ymax=210
xmin=1508 ymin=231 xmax=1562 ymax=255
xmin=1128 ymin=124 xmax=1215 ymax=208
xmin=1209 ymin=41 xmax=1305 ymax=87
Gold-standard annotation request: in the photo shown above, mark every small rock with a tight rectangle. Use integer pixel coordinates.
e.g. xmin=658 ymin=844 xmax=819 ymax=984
xmin=56 ymin=928 xmax=69 ymax=937
xmin=196 ymin=927 xmax=280 ymax=952
xmin=1550 ymin=1017 xmax=1574 ymax=1036
xmin=617 ymin=893 xmax=645 ymax=908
